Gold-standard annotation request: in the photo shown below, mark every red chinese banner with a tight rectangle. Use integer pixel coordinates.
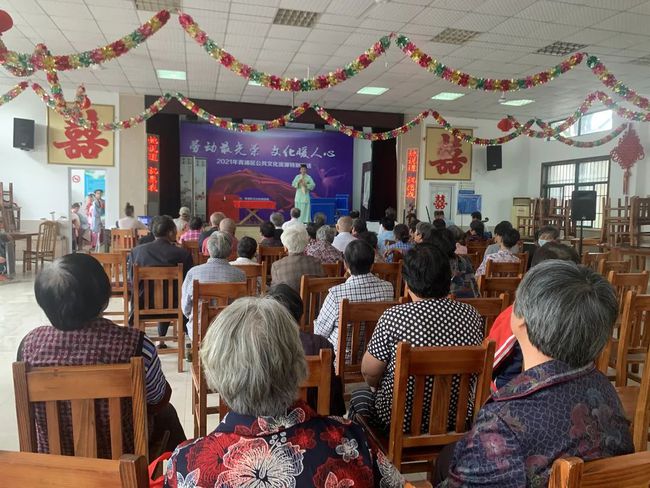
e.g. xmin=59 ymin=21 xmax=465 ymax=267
xmin=147 ymin=134 xmax=160 ymax=194
xmin=405 ymin=148 xmax=419 ymax=207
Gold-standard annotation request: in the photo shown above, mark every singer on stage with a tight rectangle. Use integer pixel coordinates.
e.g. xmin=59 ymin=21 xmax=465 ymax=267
xmin=291 ymin=164 xmax=315 ymax=223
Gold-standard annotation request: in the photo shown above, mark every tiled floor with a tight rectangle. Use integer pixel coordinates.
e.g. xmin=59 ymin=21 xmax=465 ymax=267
xmin=0 ymin=273 xmax=216 ymax=451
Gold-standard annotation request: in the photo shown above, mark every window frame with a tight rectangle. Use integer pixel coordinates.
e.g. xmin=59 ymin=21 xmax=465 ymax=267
xmin=549 ymin=108 xmax=613 ymax=137
xmin=540 ymin=156 xmax=611 ymax=229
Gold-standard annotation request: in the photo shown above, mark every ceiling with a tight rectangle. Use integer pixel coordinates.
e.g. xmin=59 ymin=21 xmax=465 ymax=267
xmin=3 ymin=0 xmax=650 ymax=120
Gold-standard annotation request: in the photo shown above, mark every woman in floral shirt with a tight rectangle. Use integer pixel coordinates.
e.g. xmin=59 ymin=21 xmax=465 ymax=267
xmin=165 ymin=297 xmax=404 ymax=488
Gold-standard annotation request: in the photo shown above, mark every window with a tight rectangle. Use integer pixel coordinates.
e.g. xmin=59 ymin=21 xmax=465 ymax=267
xmin=541 ymin=157 xmax=610 ymax=228
xmin=549 ymin=109 xmax=613 ymax=137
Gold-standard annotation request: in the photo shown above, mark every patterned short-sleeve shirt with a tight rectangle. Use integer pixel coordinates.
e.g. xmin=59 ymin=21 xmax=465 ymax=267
xmin=367 ymin=298 xmax=484 ymax=432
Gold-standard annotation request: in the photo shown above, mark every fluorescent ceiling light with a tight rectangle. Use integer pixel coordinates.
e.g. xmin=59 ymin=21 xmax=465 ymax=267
xmin=156 ymin=69 xmax=186 ymax=80
xmin=500 ymin=99 xmax=535 ymax=106
xmin=431 ymin=92 xmax=465 ymax=101
xmin=248 ymin=80 xmax=263 ymax=86
xmin=356 ymin=86 xmax=388 ymax=95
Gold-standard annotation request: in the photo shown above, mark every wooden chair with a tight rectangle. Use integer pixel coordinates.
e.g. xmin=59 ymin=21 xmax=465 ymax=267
xmin=630 ymin=196 xmax=650 ymax=247
xmin=477 ymin=275 xmax=522 ymax=306
xmin=466 ymin=252 xmax=481 ymax=271
xmin=598 ymin=259 xmax=632 ymax=276
xmin=485 ymin=259 xmax=526 ymax=278
xmin=582 ymin=251 xmax=610 ymax=271
xmin=335 ymin=299 xmax=400 ymax=385
xmin=358 ymin=339 xmax=495 ymax=474
xmin=456 ymin=294 xmax=509 ymax=337
xmin=231 ymin=263 xmax=265 ymax=295
xmin=385 ymin=248 xmax=404 ymax=264
xmin=136 ymin=229 xmax=149 ymax=239
xmin=299 ymin=275 xmax=346 ymax=333
xmin=111 ymin=229 xmax=136 ymax=252
xmin=615 ymin=345 xmax=650 ymax=453
xmin=92 ymin=252 xmax=130 ymax=325
xmin=181 ymin=239 xmax=200 ymax=266
xmin=132 ymin=264 xmax=185 ymax=373
xmin=22 ymin=220 xmax=58 ymax=273
xmin=516 ymin=251 xmax=529 ymax=270
xmin=548 ymin=451 xmax=650 ymax=488
xmin=467 ymin=240 xmax=489 ymax=260
xmin=0 ymin=451 xmax=149 ymax=488
xmin=191 ymin=281 xmax=249 ymax=437
xmin=612 ymin=291 xmax=650 ymax=387
xmin=372 ymin=261 xmax=403 ymax=300
xmin=13 ymin=357 xmax=148 ymax=460
xmin=258 ymin=245 xmax=286 ymax=283
xmin=607 ymin=271 xmax=650 ymax=314
xmin=322 ymin=261 xmax=343 ymax=277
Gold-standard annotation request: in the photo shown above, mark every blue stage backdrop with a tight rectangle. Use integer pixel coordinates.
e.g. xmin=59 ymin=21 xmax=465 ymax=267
xmin=179 ymin=122 xmax=353 ymax=221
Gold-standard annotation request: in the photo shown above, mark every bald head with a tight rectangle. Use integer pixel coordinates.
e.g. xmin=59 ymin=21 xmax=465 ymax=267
xmin=210 ymin=212 xmax=226 ymax=227
xmin=219 ymin=218 xmax=236 ymax=235
xmin=337 ymin=216 xmax=353 ymax=233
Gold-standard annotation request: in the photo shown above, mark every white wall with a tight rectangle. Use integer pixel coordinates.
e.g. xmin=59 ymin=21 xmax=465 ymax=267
xmin=0 ymin=87 xmax=120 ymax=228
xmin=353 ymin=138 xmax=372 ymax=211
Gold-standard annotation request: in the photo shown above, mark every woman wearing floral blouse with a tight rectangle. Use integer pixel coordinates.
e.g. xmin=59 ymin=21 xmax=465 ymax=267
xmin=165 ymin=297 xmax=404 ymax=488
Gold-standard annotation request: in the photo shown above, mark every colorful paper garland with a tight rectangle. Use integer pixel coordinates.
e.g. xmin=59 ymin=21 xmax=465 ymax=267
xmin=0 ymin=81 xmax=28 ymax=106
xmin=179 ymin=12 xmax=392 ymax=92
xmin=0 ymin=10 xmax=170 ymax=77
xmin=587 ymin=56 xmax=650 ymax=111
xmin=430 ymin=111 xmax=535 ymax=145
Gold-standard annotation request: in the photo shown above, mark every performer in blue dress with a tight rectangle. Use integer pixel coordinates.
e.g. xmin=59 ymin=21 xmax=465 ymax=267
xmin=291 ymin=164 xmax=315 ymax=223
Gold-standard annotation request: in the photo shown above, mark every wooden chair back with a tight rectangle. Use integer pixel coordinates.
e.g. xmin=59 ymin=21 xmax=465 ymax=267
xmin=335 ymin=299 xmax=400 ymax=384
xmin=477 ymin=275 xmax=522 ymax=306
xmin=385 ymin=339 xmax=495 ymax=472
xmin=231 ymin=263 xmax=265 ymax=295
xmin=136 ymin=229 xmax=149 ymax=239
xmin=385 ymin=248 xmax=404 ymax=264
xmin=614 ymin=291 xmax=650 ymax=387
xmin=595 ymin=338 xmax=612 ymax=375
xmin=181 ymin=240 xmax=200 ymax=266
xmin=132 ymin=264 xmax=185 ymax=372
xmin=37 ymin=220 xmax=58 ymax=254
xmin=607 ymin=271 xmax=650 ymax=313
xmin=456 ymin=294 xmax=509 ymax=337
xmin=299 ymin=275 xmax=346 ymax=333
xmin=297 ymin=348 xmax=333 ymax=416
xmin=485 ymin=259 xmax=526 ymax=278
xmin=0 ymin=451 xmax=149 ymax=488
xmin=598 ymin=259 xmax=632 ymax=276
xmin=111 ymin=229 xmax=136 ymax=252
xmin=258 ymin=245 xmax=287 ymax=282
xmin=372 ymin=261 xmax=403 ymax=300
xmin=467 ymin=240 xmax=489 ymax=259
xmin=13 ymin=357 xmax=148 ymax=459
xmin=615 ymin=344 xmax=650 ymax=453
xmin=322 ymin=261 xmax=343 ymax=277
xmin=466 ymin=252 xmax=481 ymax=271
xmin=582 ymin=251 xmax=610 ymax=271
xmin=91 ymin=252 xmax=130 ymax=325
xmin=516 ymin=252 xmax=529 ymax=270
xmin=548 ymin=451 xmax=650 ymax=488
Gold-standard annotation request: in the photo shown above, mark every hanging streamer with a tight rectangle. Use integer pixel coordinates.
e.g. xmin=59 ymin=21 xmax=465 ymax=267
xmin=0 ymin=81 xmax=28 ymax=106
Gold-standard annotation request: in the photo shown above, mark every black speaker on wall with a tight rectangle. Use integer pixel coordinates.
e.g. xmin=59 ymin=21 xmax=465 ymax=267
xmin=486 ymin=145 xmax=502 ymax=171
xmin=13 ymin=118 xmax=34 ymax=151
xmin=571 ymin=190 xmax=597 ymax=221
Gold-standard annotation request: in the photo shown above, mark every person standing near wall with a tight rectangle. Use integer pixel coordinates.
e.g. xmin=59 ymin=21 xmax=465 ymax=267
xmin=291 ymin=164 xmax=315 ymax=224
xmin=91 ymin=189 xmax=105 ymax=252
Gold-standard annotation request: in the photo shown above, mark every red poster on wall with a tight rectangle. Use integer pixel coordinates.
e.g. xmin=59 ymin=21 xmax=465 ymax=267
xmin=405 ymin=148 xmax=419 ymax=209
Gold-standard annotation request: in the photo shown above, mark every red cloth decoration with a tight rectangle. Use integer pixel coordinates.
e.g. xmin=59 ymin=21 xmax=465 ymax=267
xmin=0 ymin=10 xmax=13 ymax=33
xmin=610 ymin=125 xmax=644 ymax=194
xmin=497 ymin=117 xmax=513 ymax=132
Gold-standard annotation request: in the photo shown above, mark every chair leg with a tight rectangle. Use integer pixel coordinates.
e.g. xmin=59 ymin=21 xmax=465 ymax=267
xmin=177 ymin=320 xmax=184 ymax=374
xmin=199 ymin=382 xmax=207 ymax=438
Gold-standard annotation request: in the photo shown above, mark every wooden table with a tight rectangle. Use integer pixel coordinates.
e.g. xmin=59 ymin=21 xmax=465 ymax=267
xmin=232 ymin=199 xmax=276 ymax=225
xmin=8 ymin=231 xmax=38 ymax=273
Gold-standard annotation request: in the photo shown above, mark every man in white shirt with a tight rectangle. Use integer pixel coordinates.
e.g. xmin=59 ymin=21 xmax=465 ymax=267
xmin=332 ymin=216 xmax=355 ymax=253
xmin=282 ymin=208 xmax=304 ymax=230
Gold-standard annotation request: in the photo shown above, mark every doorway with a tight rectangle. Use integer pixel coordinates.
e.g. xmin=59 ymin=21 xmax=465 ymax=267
xmin=69 ymin=168 xmax=106 ymax=252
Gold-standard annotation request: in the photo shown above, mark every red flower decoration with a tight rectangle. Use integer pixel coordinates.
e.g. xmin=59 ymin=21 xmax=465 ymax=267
xmin=139 ymin=23 xmax=153 ymax=37
xmin=358 ymin=54 xmax=371 ymax=67
xmin=185 ymin=433 xmax=231 ymax=482
xmin=289 ymin=427 xmax=316 ymax=449
xmin=418 ymin=54 xmax=431 ymax=67
xmin=220 ymin=52 xmax=234 ymax=67
xmin=90 ymin=50 xmax=104 ymax=63
xmin=111 ymin=40 xmax=127 ymax=55
xmin=195 ymin=31 xmax=207 ymax=44
xmin=319 ymin=425 xmax=345 ymax=448
xmin=178 ymin=13 xmax=193 ymax=27
xmin=497 ymin=118 xmax=513 ymax=132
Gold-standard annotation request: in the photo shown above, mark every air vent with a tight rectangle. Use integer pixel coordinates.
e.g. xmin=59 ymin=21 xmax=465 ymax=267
xmin=273 ymin=8 xmax=320 ymax=28
xmin=629 ymin=54 xmax=650 ymax=66
xmin=431 ymin=28 xmax=480 ymax=45
xmin=134 ymin=0 xmax=180 ymax=11
xmin=536 ymin=41 xmax=587 ymax=56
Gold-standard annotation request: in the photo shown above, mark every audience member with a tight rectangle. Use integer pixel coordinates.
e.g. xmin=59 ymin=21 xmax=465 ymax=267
xmin=405 ymin=212 xmax=418 ymax=227
xmin=198 ymin=212 xmax=225 ymax=250
xmin=230 ymin=236 xmax=258 ymax=265
xmin=475 ymin=227 xmax=521 ymax=277
xmin=71 ymin=202 xmax=90 ymax=251
xmin=470 ymin=211 xmax=482 ymax=222
xmin=259 ymin=220 xmax=283 ymax=247
xmin=217 ymin=217 xmax=238 ymax=261
xmin=432 ymin=218 xmax=447 ymax=230
xmin=173 ymin=207 xmax=190 ymax=234
xmin=357 ymin=231 xmax=385 ymax=263
xmin=385 ymin=206 xmax=397 ymax=221
xmin=181 ymin=231 xmax=246 ymax=340
xmin=306 ymin=222 xmax=319 ymax=242
xmin=332 ymin=216 xmax=355 ymax=252
xmin=271 ymin=225 xmax=324 ymax=292
xmin=484 ymin=220 xmax=520 ymax=256
xmin=413 ymin=221 xmax=433 ymax=244
xmin=467 ymin=220 xmax=486 ymax=242
xmin=537 ymin=224 xmax=561 ymax=247
xmin=407 ymin=217 xmax=420 ymax=242
xmin=19 ymin=253 xmax=185 ymax=458
xmin=304 ymin=225 xmax=343 ymax=264
xmin=351 ymin=218 xmax=368 ymax=237
xmin=488 ymin=242 xmax=580 ymax=390
xmin=314 ymin=240 xmax=393 ymax=348
xmin=437 ymin=261 xmax=634 ymax=487
xmin=447 ymin=225 xmax=467 ymax=255
xmin=384 ymin=223 xmax=413 ymax=262
xmin=349 ymin=244 xmax=483 ymax=434
xmin=178 ymin=216 xmax=202 ymax=244
xmin=266 ymin=284 xmax=345 ymax=415
xmin=129 ymin=215 xmax=193 ymax=347
xmin=313 ymin=212 xmax=327 ymax=227
xmin=90 ymin=189 xmax=105 ymax=252
xmin=165 ymin=297 xmax=404 ymax=487
xmin=428 ymin=229 xmax=479 ymax=298
xmin=118 ymin=202 xmax=147 ymax=230
xmin=349 ymin=210 xmax=360 ymax=219
xmin=434 ymin=209 xmax=454 ymax=226
xmin=270 ymin=211 xmax=284 ymax=240
xmin=282 ymin=207 xmax=304 ymax=230
xmin=377 ymin=217 xmax=395 ymax=255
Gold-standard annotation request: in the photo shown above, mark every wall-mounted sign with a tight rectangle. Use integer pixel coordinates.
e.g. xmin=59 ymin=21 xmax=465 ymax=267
xmin=405 ymin=148 xmax=419 ymax=208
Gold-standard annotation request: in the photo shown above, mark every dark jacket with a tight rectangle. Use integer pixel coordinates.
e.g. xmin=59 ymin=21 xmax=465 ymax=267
xmin=198 ymin=226 xmax=218 ymax=251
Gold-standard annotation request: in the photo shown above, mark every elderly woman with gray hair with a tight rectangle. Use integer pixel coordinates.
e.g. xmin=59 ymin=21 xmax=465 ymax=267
xmin=305 ymin=224 xmax=344 ymax=264
xmin=271 ymin=224 xmax=324 ymax=292
xmin=164 ymin=297 xmax=405 ymax=487
xmin=436 ymin=260 xmax=634 ymax=487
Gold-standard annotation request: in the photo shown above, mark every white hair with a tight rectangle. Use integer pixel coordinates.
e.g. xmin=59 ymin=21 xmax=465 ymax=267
xmin=200 ymin=297 xmax=307 ymax=417
xmin=280 ymin=225 xmax=309 ymax=254
xmin=206 ymin=231 xmax=232 ymax=259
